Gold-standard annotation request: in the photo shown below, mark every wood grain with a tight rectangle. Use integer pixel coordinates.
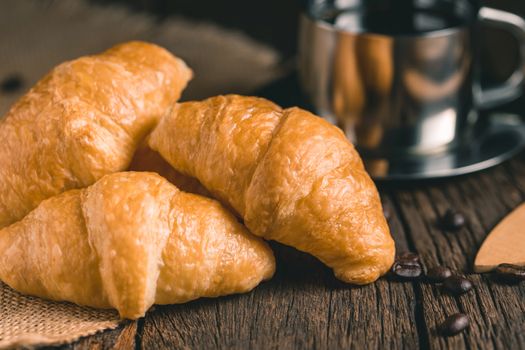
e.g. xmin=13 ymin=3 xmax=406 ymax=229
xmin=50 ymin=158 xmax=525 ymax=350
xmin=140 ymin=241 xmax=418 ymax=350
xmin=391 ymin=162 xmax=525 ymax=350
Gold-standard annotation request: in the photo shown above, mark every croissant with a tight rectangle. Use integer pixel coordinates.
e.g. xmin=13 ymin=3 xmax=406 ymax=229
xmin=0 ymin=41 xmax=192 ymax=228
xmin=149 ymin=95 xmax=395 ymax=284
xmin=0 ymin=172 xmax=275 ymax=319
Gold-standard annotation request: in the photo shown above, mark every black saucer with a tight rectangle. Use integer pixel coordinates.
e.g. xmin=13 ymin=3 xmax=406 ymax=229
xmin=255 ymin=73 xmax=525 ymax=180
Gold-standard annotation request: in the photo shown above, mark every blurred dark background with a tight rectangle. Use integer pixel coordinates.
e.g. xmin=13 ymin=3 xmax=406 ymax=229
xmin=90 ymin=0 xmax=302 ymax=56
xmin=90 ymin=0 xmax=525 ymax=86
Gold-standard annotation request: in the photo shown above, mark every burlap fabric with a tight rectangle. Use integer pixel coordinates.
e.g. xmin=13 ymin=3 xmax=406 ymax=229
xmin=0 ymin=0 xmax=282 ymax=348
xmin=0 ymin=283 xmax=120 ymax=348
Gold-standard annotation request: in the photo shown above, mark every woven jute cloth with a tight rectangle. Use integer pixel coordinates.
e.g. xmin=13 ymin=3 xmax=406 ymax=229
xmin=0 ymin=283 xmax=120 ymax=348
xmin=0 ymin=0 xmax=282 ymax=348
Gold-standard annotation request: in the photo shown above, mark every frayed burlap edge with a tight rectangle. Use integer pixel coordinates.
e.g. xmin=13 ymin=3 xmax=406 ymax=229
xmin=0 ymin=283 xmax=121 ymax=349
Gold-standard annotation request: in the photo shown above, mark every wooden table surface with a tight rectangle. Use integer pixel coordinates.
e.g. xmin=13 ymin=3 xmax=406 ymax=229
xmin=43 ymin=146 xmax=524 ymax=350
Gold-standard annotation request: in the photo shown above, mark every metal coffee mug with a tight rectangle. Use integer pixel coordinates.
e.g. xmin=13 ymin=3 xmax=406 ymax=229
xmin=299 ymin=0 xmax=525 ymax=156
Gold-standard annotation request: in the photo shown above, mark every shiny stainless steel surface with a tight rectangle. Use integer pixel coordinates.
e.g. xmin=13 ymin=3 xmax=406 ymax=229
xmin=365 ymin=112 xmax=525 ymax=180
xmin=476 ymin=7 xmax=525 ymax=108
xmin=298 ymin=1 xmax=525 ymax=158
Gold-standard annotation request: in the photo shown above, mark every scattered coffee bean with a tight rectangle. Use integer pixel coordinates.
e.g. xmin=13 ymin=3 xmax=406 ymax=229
xmin=391 ymin=260 xmax=423 ymax=279
xmin=427 ymin=266 xmax=453 ymax=283
xmin=397 ymin=252 xmax=420 ymax=263
xmin=443 ymin=275 xmax=473 ymax=295
xmin=439 ymin=313 xmax=469 ymax=336
xmin=494 ymin=263 xmax=525 ymax=284
xmin=0 ymin=74 xmax=24 ymax=93
xmin=391 ymin=253 xmax=424 ymax=279
xmin=442 ymin=209 xmax=466 ymax=231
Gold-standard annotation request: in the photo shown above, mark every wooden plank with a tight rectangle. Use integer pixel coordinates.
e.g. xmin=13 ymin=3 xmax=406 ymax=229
xmin=141 ymin=225 xmax=419 ymax=350
xmin=504 ymin=157 xmax=525 ymax=198
xmin=392 ymin=164 xmax=525 ymax=350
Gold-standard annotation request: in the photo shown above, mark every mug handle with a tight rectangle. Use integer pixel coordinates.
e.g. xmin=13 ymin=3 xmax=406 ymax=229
xmin=476 ymin=7 xmax=525 ymax=109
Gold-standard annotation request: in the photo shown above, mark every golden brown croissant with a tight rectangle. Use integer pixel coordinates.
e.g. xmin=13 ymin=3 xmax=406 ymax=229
xmin=0 ymin=172 xmax=275 ymax=319
xmin=149 ymin=95 xmax=395 ymax=284
xmin=0 ymin=41 xmax=192 ymax=228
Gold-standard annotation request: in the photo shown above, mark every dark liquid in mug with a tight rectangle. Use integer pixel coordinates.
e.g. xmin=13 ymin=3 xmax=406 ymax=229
xmin=318 ymin=8 xmax=467 ymax=35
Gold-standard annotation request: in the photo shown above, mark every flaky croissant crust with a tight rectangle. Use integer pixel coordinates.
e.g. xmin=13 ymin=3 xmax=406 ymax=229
xmin=0 ymin=41 xmax=192 ymax=229
xmin=0 ymin=172 xmax=275 ymax=319
xmin=149 ymin=95 xmax=395 ymax=284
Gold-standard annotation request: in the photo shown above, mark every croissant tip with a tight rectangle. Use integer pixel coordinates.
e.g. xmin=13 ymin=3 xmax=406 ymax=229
xmin=118 ymin=311 xmax=145 ymax=321
xmin=334 ymin=270 xmax=381 ymax=285
xmin=334 ymin=257 xmax=395 ymax=285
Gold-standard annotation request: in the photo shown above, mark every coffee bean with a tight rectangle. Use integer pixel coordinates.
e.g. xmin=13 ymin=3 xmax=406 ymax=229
xmin=443 ymin=275 xmax=473 ymax=294
xmin=494 ymin=263 xmax=525 ymax=284
xmin=1 ymin=74 xmax=24 ymax=93
xmin=397 ymin=252 xmax=420 ymax=263
xmin=427 ymin=266 xmax=453 ymax=283
xmin=439 ymin=313 xmax=469 ymax=336
xmin=390 ymin=252 xmax=425 ymax=280
xmin=442 ymin=209 xmax=466 ymax=230
xmin=391 ymin=259 xmax=423 ymax=279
